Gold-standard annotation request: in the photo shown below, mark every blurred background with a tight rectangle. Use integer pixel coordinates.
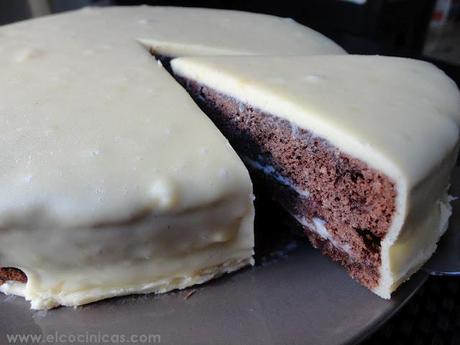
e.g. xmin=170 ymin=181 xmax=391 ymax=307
xmin=0 ymin=1 xmax=459 ymax=344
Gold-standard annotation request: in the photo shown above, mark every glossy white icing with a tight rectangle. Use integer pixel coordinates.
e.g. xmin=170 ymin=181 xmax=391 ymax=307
xmin=0 ymin=202 xmax=254 ymax=309
xmin=0 ymin=5 xmax=345 ymax=309
xmin=132 ymin=7 xmax=346 ymax=56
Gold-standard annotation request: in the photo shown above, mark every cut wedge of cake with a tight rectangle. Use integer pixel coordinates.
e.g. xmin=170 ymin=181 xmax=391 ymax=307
xmin=170 ymin=55 xmax=460 ymax=298
xmin=0 ymin=7 xmax=345 ymax=309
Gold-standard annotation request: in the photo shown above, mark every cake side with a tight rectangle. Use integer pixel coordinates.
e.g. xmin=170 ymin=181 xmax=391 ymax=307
xmin=0 ymin=198 xmax=254 ymax=309
xmin=378 ymin=145 xmax=458 ymax=297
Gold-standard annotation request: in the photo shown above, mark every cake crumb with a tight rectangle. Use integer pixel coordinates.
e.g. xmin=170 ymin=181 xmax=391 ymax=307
xmin=183 ymin=289 xmax=197 ymax=300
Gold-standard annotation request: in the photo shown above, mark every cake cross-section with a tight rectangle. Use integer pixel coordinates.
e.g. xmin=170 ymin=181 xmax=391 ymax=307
xmin=170 ymin=55 xmax=460 ymax=298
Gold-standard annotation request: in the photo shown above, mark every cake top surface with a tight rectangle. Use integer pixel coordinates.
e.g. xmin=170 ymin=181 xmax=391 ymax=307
xmin=172 ymin=55 xmax=460 ymax=186
xmin=0 ymin=6 xmax=345 ymax=227
xmin=3 ymin=6 xmax=345 ymax=57
xmin=132 ymin=6 xmax=346 ymax=56
xmin=0 ymin=7 xmax=263 ymax=227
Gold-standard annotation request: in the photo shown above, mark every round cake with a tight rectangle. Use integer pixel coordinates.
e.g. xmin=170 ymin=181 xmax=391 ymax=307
xmin=0 ymin=6 xmax=458 ymax=309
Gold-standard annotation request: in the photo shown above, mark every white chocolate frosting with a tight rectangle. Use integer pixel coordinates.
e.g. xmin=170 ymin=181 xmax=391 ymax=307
xmin=132 ymin=7 xmax=346 ymax=56
xmin=0 ymin=6 xmax=344 ymax=309
xmin=171 ymin=55 xmax=460 ymax=298
xmin=0 ymin=7 xmax=344 ymax=226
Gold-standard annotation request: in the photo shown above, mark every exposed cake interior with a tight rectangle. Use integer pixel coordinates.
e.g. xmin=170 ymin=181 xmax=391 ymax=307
xmin=0 ymin=267 xmax=27 ymax=285
xmin=166 ymin=73 xmax=397 ymax=290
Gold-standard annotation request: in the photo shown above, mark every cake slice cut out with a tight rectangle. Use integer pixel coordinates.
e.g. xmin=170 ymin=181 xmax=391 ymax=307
xmin=170 ymin=55 xmax=460 ymax=298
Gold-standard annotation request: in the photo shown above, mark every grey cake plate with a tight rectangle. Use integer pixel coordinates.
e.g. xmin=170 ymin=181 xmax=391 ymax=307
xmin=1 ymin=172 xmax=459 ymax=345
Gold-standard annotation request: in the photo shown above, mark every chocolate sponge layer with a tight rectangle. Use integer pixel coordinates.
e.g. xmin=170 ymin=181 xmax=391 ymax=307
xmin=176 ymin=77 xmax=396 ymax=289
xmin=0 ymin=267 xmax=27 ymax=285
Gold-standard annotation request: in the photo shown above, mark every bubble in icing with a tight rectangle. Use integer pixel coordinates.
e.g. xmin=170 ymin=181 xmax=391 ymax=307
xmin=91 ymin=149 xmax=101 ymax=157
xmin=302 ymin=74 xmax=322 ymax=83
xmin=199 ymin=147 xmax=209 ymax=155
xmin=148 ymin=178 xmax=179 ymax=212
xmin=14 ymin=48 xmax=44 ymax=62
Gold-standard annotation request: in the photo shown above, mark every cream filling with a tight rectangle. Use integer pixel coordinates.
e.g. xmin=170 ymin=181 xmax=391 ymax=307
xmin=0 ymin=198 xmax=254 ymax=310
xmin=296 ymin=216 xmax=353 ymax=256
xmin=244 ymin=154 xmax=354 ymax=256
xmin=243 ymin=156 xmax=310 ymax=198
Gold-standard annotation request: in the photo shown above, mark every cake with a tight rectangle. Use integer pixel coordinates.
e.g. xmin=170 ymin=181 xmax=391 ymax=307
xmin=0 ymin=7 xmax=344 ymax=309
xmin=169 ymin=55 xmax=460 ymax=298
xmin=1 ymin=6 xmax=459 ymax=309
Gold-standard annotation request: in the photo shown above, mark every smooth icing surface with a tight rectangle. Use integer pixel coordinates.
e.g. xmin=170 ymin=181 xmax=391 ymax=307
xmin=132 ymin=7 xmax=346 ymax=56
xmin=171 ymin=55 xmax=460 ymax=297
xmin=0 ymin=7 xmax=344 ymax=227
